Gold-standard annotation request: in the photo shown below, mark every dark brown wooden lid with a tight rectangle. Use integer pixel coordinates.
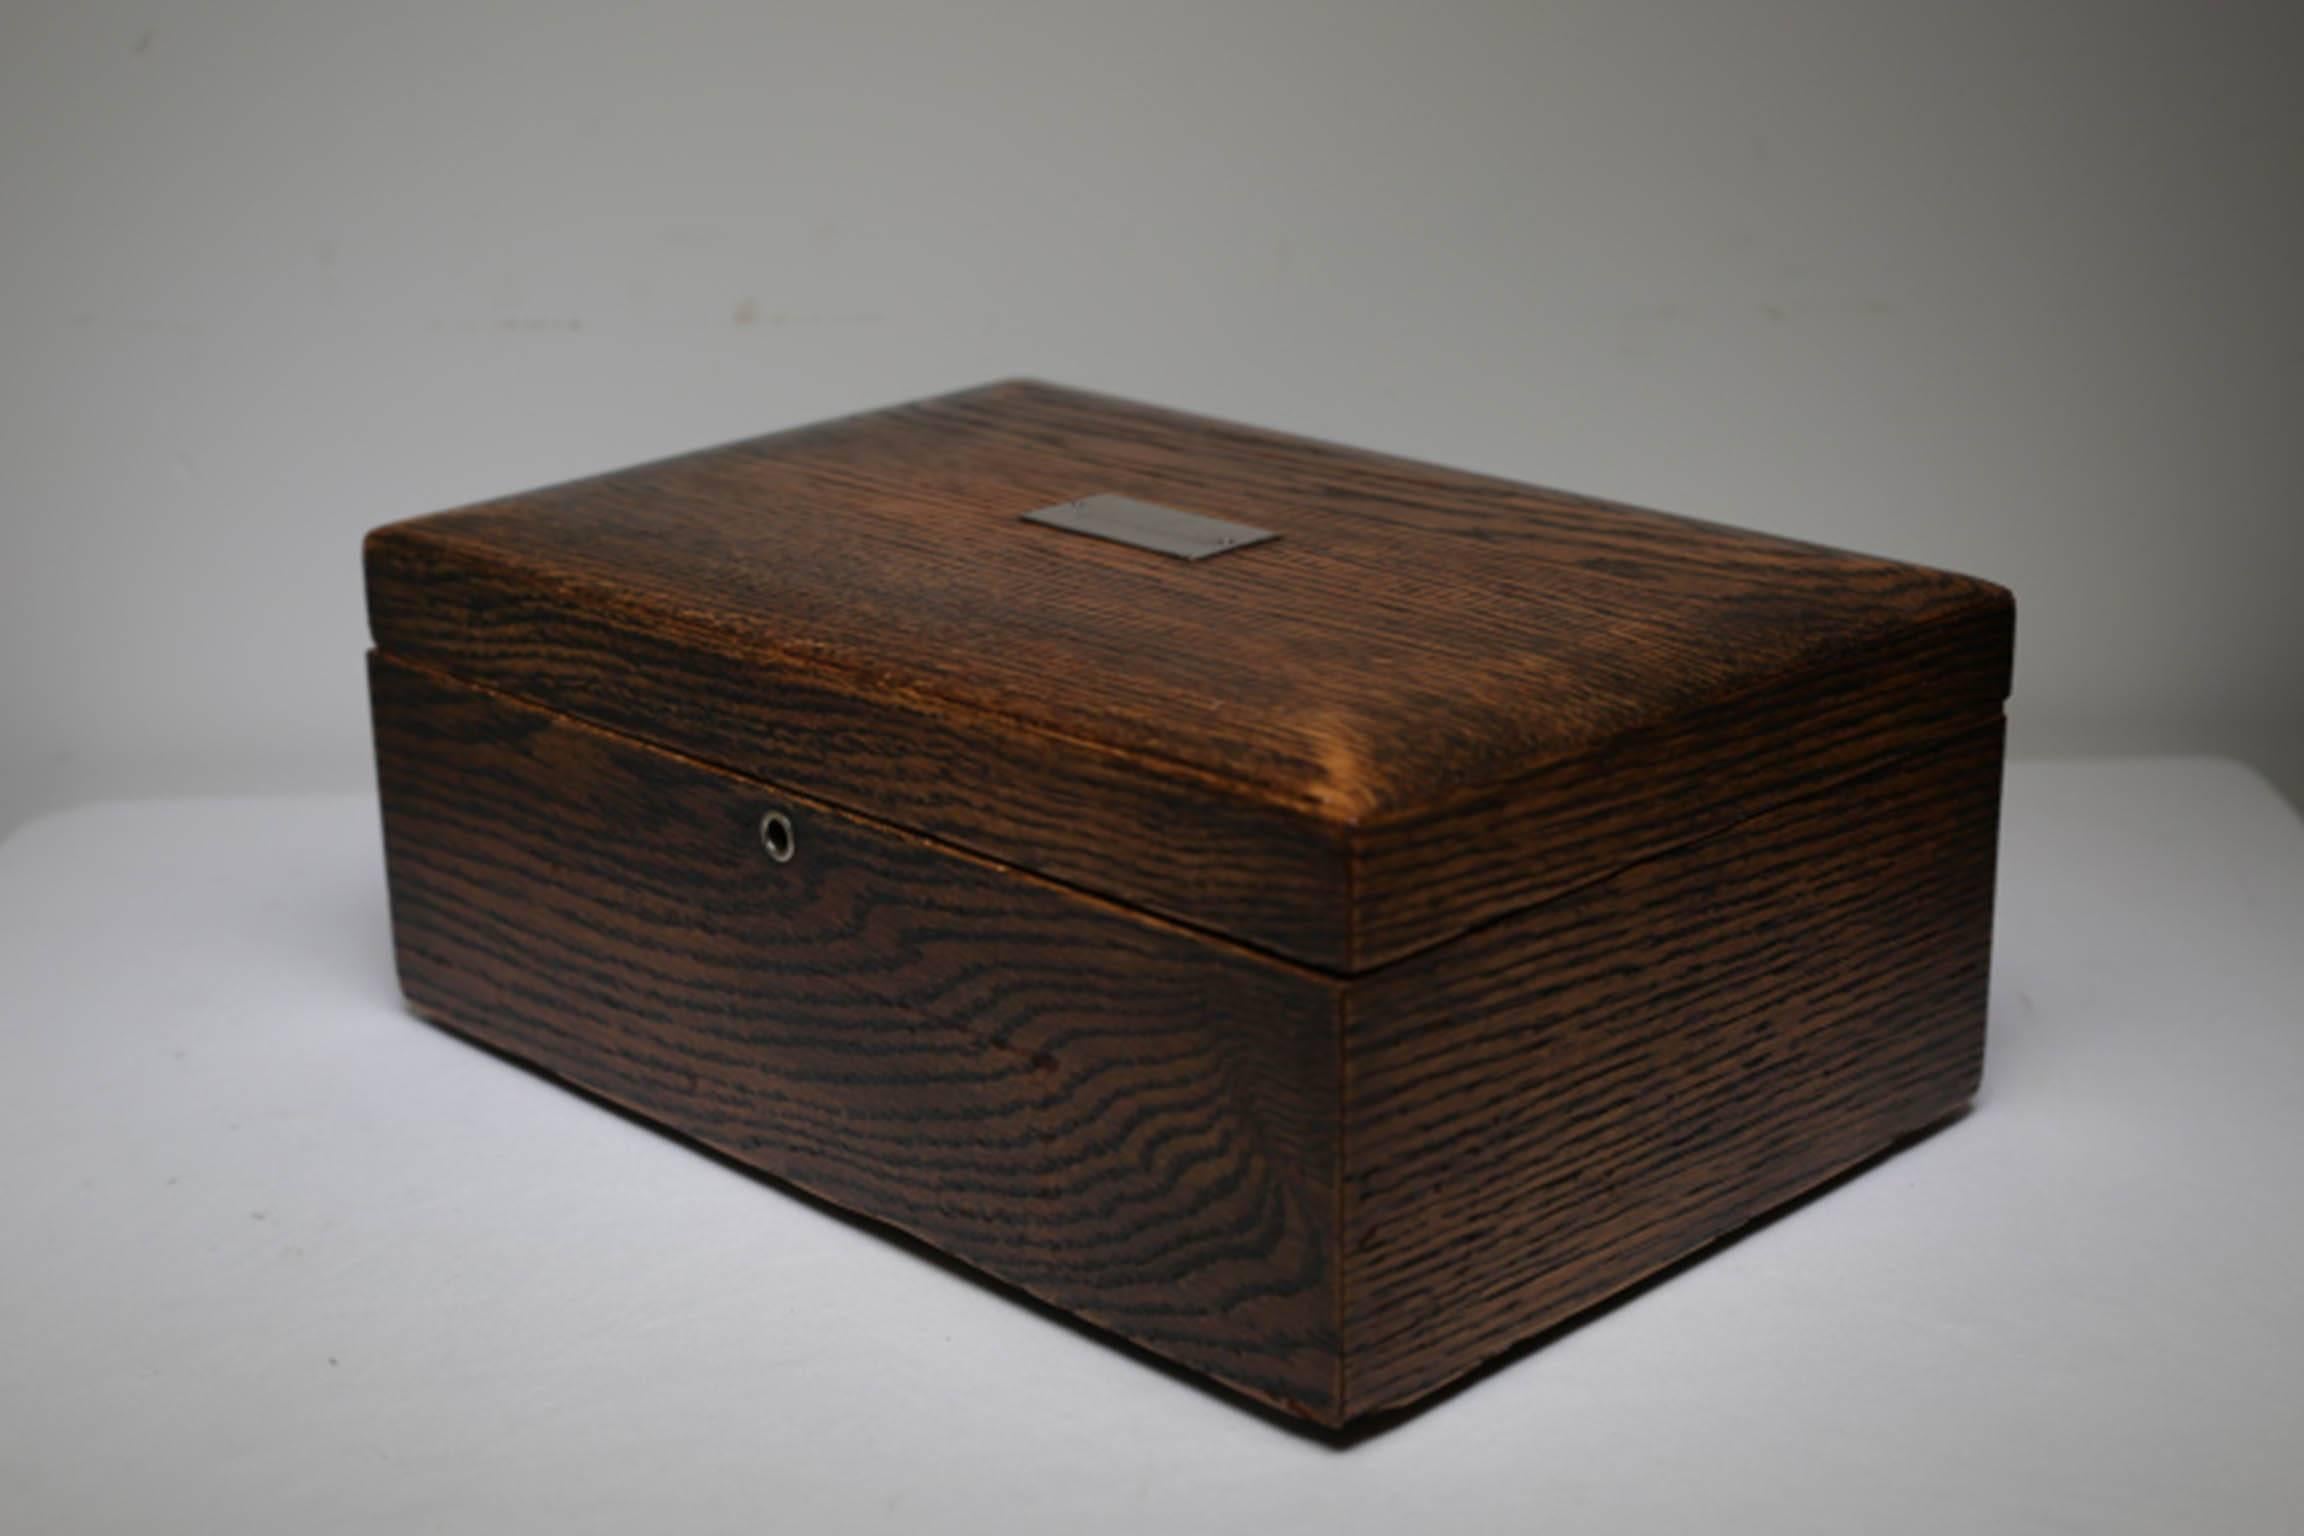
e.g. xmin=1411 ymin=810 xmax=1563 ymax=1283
xmin=366 ymin=380 xmax=2013 ymax=973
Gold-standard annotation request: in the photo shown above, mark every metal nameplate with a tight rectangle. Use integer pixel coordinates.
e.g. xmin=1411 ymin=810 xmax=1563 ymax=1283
xmin=1022 ymin=494 xmax=1278 ymax=561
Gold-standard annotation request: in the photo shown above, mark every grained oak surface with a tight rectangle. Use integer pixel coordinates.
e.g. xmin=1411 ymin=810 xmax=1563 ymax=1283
xmin=1343 ymin=724 xmax=2003 ymax=1415
xmin=366 ymin=379 xmax=2012 ymax=969
xmin=370 ymin=654 xmax=1346 ymax=1421
xmin=372 ymin=652 xmax=2000 ymax=1426
xmin=366 ymin=381 xmax=2012 ymax=1424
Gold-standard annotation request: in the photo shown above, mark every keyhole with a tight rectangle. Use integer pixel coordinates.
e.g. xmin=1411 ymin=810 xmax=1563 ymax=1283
xmin=758 ymin=810 xmax=796 ymax=864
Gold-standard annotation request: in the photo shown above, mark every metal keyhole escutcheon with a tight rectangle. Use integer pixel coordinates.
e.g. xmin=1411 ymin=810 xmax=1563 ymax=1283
xmin=758 ymin=809 xmax=796 ymax=864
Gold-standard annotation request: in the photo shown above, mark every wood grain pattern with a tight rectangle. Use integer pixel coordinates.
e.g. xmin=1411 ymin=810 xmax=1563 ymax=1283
xmin=1350 ymin=601 xmax=2008 ymax=966
xmin=366 ymin=379 xmax=2012 ymax=970
xmin=365 ymin=534 xmax=1356 ymax=967
xmin=1341 ymin=722 xmax=2004 ymax=1417
xmin=370 ymin=654 xmax=1347 ymax=1421
xmin=366 ymin=380 xmax=2014 ymax=1425
xmin=372 ymin=647 xmax=2002 ymax=1425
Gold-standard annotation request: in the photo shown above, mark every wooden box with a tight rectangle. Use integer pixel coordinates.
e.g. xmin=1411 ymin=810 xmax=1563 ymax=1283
xmin=365 ymin=380 xmax=2013 ymax=1426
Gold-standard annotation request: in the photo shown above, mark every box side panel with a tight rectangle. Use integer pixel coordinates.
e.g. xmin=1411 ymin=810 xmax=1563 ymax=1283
xmin=1351 ymin=590 xmax=2013 ymax=968
xmin=365 ymin=531 xmax=1357 ymax=969
xmin=369 ymin=654 xmax=1346 ymax=1422
xmin=1341 ymin=722 xmax=2004 ymax=1417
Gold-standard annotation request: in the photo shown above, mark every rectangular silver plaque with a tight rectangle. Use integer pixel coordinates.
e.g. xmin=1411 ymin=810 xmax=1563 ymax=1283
xmin=1022 ymin=494 xmax=1278 ymax=561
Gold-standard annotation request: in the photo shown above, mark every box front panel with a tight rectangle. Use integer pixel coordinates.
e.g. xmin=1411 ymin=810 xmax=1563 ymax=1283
xmin=370 ymin=654 xmax=1344 ymax=1421
xmin=1343 ymin=723 xmax=2004 ymax=1417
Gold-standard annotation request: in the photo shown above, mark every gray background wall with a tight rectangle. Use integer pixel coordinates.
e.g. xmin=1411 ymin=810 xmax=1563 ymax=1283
xmin=4 ymin=0 xmax=2299 ymax=839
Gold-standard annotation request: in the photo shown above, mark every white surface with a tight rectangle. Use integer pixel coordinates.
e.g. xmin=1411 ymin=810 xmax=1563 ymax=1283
xmin=3 ymin=759 xmax=2302 ymax=1534
xmin=5 ymin=1 xmax=2304 ymax=840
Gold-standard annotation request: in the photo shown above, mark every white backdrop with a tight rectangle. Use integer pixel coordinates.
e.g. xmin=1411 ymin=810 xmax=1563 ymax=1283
xmin=3 ymin=0 xmax=2300 ymax=837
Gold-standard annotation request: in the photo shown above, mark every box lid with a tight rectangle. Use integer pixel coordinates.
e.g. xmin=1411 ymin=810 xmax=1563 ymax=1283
xmin=365 ymin=380 xmax=2013 ymax=973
